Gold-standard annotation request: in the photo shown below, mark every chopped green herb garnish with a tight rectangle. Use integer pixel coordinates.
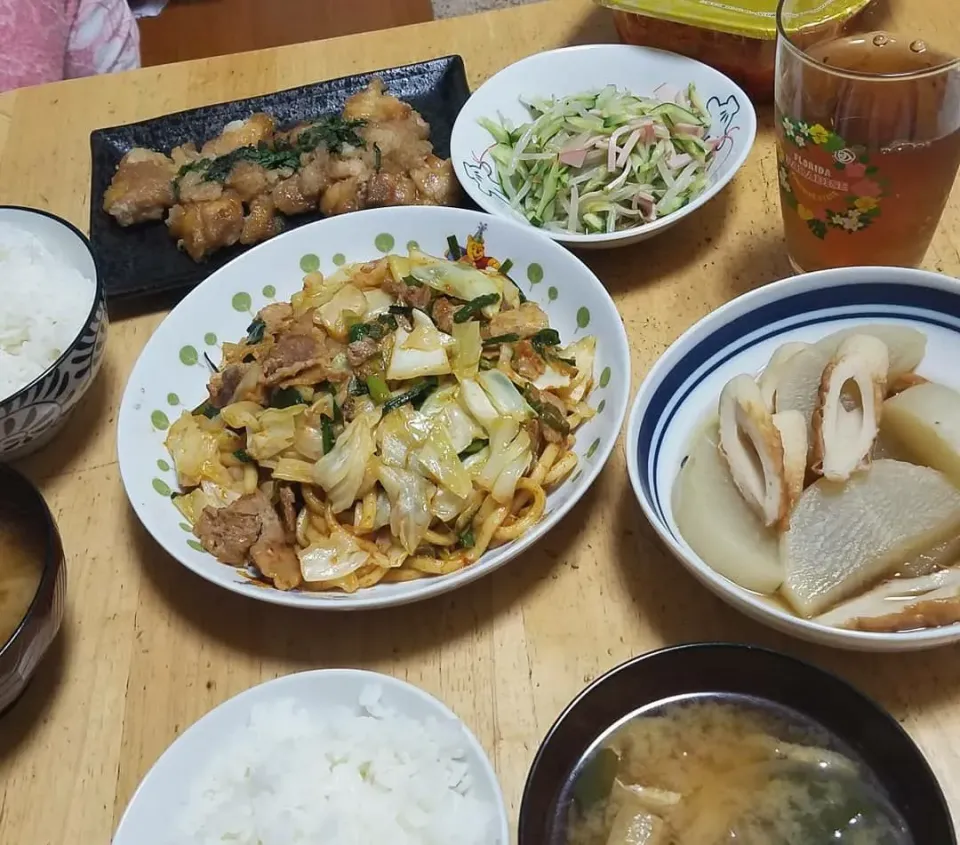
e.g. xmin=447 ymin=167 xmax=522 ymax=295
xmin=347 ymin=313 xmax=398 ymax=344
xmin=499 ymin=258 xmax=514 ymax=276
xmin=320 ymin=415 xmax=335 ymax=454
xmin=382 ymin=376 xmax=439 ymax=412
xmin=270 ymin=387 xmax=307 ymax=408
xmin=446 ymin=235 xmax=461 ymax=259
xmin=483 ymin=333 xmax=520 ymax=346
xmin=523 ymin=384 xmax=570 ymax=435
xmin=366 ymin=374 xmax=391 ymax=405
xmin=348 ymin=377 xmax=370 ymax=396
xmin=233 ymin=449 xmax=253 ymax=463
xmin=530 ymin=328 xmax=561 ymax=352
xmin=295 ymin=116 xmax=366 ymax=155
xmin=459 ymin=527 xmax=475 ymax=548
xmin=192 ymin=400 xmax=219 ymax=419
xmin=454 ymin=293 xmax=501 ymax=323
xmin=458 ymin=438 xmax=489 ymax=459
xmin=332 ymin=397 xmax=343 ymax=425
xmin=246 ymin=317 xmax=266 ymax=345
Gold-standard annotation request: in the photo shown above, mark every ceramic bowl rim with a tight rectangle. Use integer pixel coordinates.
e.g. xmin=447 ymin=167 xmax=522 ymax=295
xmin=0 ymin=204 xmax=103 ymax=408
xmin=113 ymin=667 xmax=511 ymax=844
xmin=0 ymin=464 xmax=63 ymax=658
xmin=117 ymin=204 xmax=632 ymax=610
xmin=451 ymin=43 xmax=758 ymax=246
xmin=625 ymin=265 xmax=960 ymax=648
xmin=519 ymin=642 xmax=955 ymax=843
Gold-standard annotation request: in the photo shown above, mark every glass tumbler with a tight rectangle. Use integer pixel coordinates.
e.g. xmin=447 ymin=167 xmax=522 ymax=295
xmin=775 ymin=0 xmax=960 ymax=273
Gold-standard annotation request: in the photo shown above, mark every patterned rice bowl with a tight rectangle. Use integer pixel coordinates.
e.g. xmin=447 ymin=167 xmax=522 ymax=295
xmin=117 ymin=206 xmax=630 ymax=609
xmin=0 ymin=206 xmax=108 ymax=460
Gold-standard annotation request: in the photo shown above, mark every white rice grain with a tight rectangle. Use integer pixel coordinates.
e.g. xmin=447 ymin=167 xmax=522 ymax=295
xmin=0 ymin=223 xmax=95 ymax=400
xmin=179 ymin=685 xmax=498 ymax=844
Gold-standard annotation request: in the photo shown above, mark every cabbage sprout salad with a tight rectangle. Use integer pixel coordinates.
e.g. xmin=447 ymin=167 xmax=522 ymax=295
xmin=479 ymin=84 xmax=717 ymax=235
xmin=165 ymin=232 xmax=597 ymax=594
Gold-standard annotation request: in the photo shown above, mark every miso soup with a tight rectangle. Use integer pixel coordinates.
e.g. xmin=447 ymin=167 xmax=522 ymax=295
xmin=557 ymin=695 xmax=911 ymax=845
xmin=0 ymin=509 xmax=45 ymax=646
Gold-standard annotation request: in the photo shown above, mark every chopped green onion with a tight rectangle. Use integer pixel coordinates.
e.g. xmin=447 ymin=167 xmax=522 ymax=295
xmin=459 ymin=527 xmax=476 ymax=548
xmin=245 ymin=317 xmax=266 ymax=344
xmin=458 ymin=438 xmax=489 ymax=459
xmin=454 ymin=293 xmax=500 ymax=323
xmin=483 ymin=333 xmax=520 ymax=346
xmin=320 ymin=415 xmax=335 ymax=454
xmin=498 ymin=258 xmax=514 ymax=276
xmin=270 ymin=387 xmax=307 ymax=408
xmin=348 ymin=378 xmax=370 ymax=397
xmin=193 ymin=400 xmax=219 ymax=419
xmin=531 ymin=328 xmax=562 ymax=354
xmin=366 ymin=374 xmax=391 ymax=404
xmin=233 ymin=449 xmax=253 ymax=463
xmin=382 ymin=376 xmax=439 ymax=412
xmin=446 ymin=235 xmax=461 ymax=259
xmin=523 ymin=384 xmax=570 ymax=435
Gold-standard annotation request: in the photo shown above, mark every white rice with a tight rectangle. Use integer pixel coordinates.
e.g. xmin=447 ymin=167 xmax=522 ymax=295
xmin=0 ymin=223 xmax=95 ymax=400
xmin=179 ymin=685 xmax=499 ymax=844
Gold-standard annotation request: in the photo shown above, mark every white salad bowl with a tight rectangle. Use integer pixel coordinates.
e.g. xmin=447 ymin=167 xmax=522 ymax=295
xmin=451 ymin=44 xmax=757 ymax=249
xmin=626 ymin=265 xmax=960 ymax=652
xmin=118 ymin=205 xmax=630 ymax=610
xmin=112 ymin=668 xmax=510 ymax=845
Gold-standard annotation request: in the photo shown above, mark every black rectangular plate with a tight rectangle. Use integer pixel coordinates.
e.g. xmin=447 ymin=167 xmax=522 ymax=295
xmin=89 ymin=55 xmax=471 ymax=301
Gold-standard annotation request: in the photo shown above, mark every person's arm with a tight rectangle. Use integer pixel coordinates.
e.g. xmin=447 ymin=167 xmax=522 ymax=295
xmin=66 ymin=0 xmax=142 ymax=79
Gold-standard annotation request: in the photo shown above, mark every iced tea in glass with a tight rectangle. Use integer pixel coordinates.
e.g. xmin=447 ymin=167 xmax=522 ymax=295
xmin=775 ymin=0 xmax=960 ymax=272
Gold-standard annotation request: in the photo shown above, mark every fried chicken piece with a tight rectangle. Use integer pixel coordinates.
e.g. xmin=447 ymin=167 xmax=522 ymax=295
xmin=272 ymin=175 xmax=315 ymax=216
xmin=167 ymin=192 xmax=245 ymax=261
xmin=364 ymin=171 xmax=418 ymax=208
xmin=224 ymin=159 xmax=271 ymax=202
xmin=170 ymin=142 xmax=202 ymax=168
xmin=200 ymin=113 xmax=276 ymax=157
xmin=343 ymin=78 xmax=415 ymax=123
xmin=103 ymin=148 xmax=176 ymax=226
xmin=177 ymin=168 xmax=224 ymax=204
xmin=319 ymin=176 xmax=364 ymax=216
xmin=297 ymin=149 xmax=332 ymax=199
xmin=240 ymin=194 xmax=283 ymax=245
xmin=411 ymin=155 xmax=460 ymax=206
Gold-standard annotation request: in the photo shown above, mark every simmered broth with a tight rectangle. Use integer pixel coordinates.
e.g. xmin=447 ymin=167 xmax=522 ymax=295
xmin=0 ymin=511 xmax=44 ymax=646
xmin=557 ymin=695 xmax=911 ymax=845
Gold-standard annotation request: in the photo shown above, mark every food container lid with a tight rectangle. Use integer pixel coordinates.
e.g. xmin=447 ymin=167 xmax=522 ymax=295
xmin=599 ymin=0 xmax=872 ymax=41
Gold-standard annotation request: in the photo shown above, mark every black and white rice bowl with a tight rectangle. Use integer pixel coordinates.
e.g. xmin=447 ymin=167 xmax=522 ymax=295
xmin=0 ymin=206 xmax=108 ymax=460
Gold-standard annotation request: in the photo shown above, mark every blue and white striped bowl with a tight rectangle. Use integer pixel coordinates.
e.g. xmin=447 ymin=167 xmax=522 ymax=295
xmin=626 ymin=266 xmax=960 ymax=652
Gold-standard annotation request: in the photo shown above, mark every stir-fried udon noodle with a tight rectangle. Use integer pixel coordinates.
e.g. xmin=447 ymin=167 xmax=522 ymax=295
xmin=165 ymin=233 xmax=597 ymax=593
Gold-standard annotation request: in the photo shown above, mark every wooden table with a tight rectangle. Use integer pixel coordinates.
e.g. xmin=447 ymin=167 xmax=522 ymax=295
xmin=2 ymin=1 xmax=960 ymax=840
xmin=138 ymin=0 xmax=435 ymax=66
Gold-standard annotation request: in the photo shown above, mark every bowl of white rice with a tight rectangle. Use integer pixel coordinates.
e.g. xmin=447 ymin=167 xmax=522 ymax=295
xmin=112 ymin=668 xmax=510 ymax=845
xmin=0 ymin=206 xmax=106 ymax=460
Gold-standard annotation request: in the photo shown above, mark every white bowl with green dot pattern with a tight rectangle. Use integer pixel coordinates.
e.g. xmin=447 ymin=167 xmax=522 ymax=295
xmin=117 ymin=206 xmax=630 ymax=610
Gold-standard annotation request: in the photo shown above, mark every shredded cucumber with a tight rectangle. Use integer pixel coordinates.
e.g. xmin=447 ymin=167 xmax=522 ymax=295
xmin=480 ymin=83 xmax=717 ymax=235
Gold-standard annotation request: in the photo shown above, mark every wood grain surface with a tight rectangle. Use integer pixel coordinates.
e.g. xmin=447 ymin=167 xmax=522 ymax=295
xmin=1 ymin=1 xmax=959 ymax=842
xmin=139 ymin=0 xmax=435 ymax=66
